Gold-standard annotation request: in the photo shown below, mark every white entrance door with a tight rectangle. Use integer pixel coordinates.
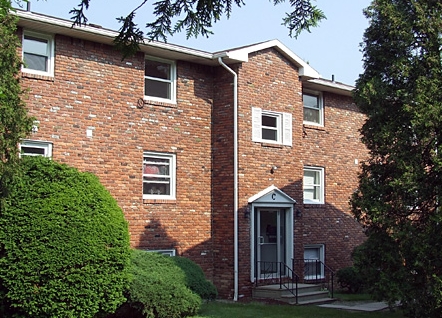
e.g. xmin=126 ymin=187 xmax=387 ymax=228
xmin=256 ymin=209 xmax=286 ymax=278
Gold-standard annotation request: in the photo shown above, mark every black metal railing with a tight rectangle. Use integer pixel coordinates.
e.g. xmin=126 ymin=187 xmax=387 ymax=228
xmin=293 ymin=259 xmax=335 ymax=298
xmin=255 ymin=261 xmax=300 ymax=304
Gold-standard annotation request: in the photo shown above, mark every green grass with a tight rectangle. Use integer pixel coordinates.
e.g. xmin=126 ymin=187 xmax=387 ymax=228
xmin=191 ymin=301 xmax=405 ymax=318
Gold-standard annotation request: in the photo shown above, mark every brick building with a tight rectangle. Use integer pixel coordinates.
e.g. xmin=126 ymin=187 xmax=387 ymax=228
xmin=15 ymin=9 xmax=367 ymax=299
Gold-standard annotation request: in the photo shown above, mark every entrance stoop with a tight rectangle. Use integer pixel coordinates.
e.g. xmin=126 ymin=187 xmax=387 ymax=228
xmin=252 ymin=283 xmax=336 ymax=305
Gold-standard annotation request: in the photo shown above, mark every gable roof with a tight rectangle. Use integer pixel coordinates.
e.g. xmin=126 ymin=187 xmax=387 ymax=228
xmin=248 ymin=185 xmax=297 ymax=204
xmin=15 ymin=9 xmax=353 ymax=92
xmin=213 ymin=39 xmax=319 ymax=79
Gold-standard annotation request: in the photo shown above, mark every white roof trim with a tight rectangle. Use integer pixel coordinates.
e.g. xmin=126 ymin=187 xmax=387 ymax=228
xmin=248 ymin=185 xmax=297 ymax=204
xmin=16 ymin=10 xmax=333 ymax=82
xmin=15 ymin=9 xmax=214 ymax=61
xmin=305 ymin=78 xmax=354 ymax=96
xmin=218 ymin=40 xmax=319 ymax=79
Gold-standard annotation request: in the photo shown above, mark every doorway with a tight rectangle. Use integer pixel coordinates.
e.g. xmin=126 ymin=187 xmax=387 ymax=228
xmin=255 ymin=208 xmax=289 ymax=278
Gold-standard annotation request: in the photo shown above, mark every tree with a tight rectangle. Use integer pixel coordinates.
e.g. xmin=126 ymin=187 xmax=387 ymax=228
xmin=0 ymin=0 xmax=34 ymax=198
xmin=69 ymin=0 xmax=326 ymax=57
xmin=351 ymin=0 xmax=442 ymax=316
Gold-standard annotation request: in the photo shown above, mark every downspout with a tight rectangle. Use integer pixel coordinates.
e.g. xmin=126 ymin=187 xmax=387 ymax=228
xmin=218 ymin=57 xmax=239 ymax=302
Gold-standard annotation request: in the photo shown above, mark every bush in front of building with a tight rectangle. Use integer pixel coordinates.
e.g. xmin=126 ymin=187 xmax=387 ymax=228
xmin=336 ymin=266 xmax=364 ymax=293
xmin=0 ymin=156 xmax=131 ymax=318
xmin=124 ymin=250 xmax=201 ymax=318
xmin=172 ymin=256 xmax=218 ymax=300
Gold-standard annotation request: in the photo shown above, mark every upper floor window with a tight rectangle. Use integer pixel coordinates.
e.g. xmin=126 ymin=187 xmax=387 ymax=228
xmin=251 ymin=107 xmax=292 ymax=146
xmin=20 ymin=140 xmax=53 ymax=157
xmin=144 ymin=57 xmax=176 ymax=103
xmin=303 ymin=91 xmax=323 ymax=126
xmin=303 ymin=167 xmax=324 ymax=204
xmin=22 ymin=31 xmax=54 ymax=76
xmin=143 ymin=152 xmax=176 ymax=200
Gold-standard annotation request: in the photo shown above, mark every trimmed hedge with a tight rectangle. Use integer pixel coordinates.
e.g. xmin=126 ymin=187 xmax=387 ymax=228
xmin=171 ymin=256 xmax=217 ymax=300
xmin=0 ymin=156 xmax=131 ymax=317
xmin=126 ymin=250 xmax=201 ymax=318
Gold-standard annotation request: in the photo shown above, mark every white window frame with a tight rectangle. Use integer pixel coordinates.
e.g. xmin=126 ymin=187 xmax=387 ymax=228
xmin=304 ymin=244 xmax=325 ymax=280
xmin=146 ymin=249 xmax=176 ymax=256
xmin=143 ymin=152 xmax=176 ymax=200
xmin=251 ymin=107 xmax=292 ymax=146
xmin=22 ymin=30 xmax=55 ymax=77
xmin=20 ymin=140 xmax=53 ymax=157
xmin=303 ymin=167 xmax=325 ymax=204
xmin=144 ymin=56 xmax=176 ymax=104
xmin=303 ymin=91 xmax=323 ymax=126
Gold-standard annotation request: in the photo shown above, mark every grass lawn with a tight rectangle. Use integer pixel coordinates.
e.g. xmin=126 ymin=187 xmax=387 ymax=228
xmin=191 ymin=300 xmax=405 ymax=318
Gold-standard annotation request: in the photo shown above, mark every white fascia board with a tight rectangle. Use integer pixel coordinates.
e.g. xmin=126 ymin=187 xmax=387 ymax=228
xmin=306 ymin=78 xmax=354 ymax=96
xmin=15 ymin=9 xmax=213 ymax=62
xmin=248 ymin=185 xmax=297 ymax=204
xmin=217 ymin=39 xmax=319 ymax=79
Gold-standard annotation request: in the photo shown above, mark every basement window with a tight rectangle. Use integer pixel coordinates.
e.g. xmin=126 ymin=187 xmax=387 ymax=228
xmin=20 ymin=140 xmax=53 ymax=157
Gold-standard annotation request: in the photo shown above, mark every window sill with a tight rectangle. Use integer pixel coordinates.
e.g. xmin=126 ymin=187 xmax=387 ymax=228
xmin=142 ymin=98 xmax=177 ymax=108
xmin=21 ymin=71 xmax=55 ymax=82
xmin=261 ymin=142 xmax=284 ymax=149
xmin=303 ymin=123 xmax=325 ymax=131
xmin=303 ymin=203 xmax=325 ymax=208
xmin=143 ymin=198 xmax=176 ymax=204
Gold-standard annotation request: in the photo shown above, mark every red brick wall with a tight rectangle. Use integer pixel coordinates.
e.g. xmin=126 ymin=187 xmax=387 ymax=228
xmin=19 ymin=29 xmax=215 ymax=278
xmin=211 ymin=64 xmax=236 ymax=298
xmin=212 ymin=49 xmax=367 ymax=298
xmin=301 ymin=92 xmax=367 ymax=270
xmin=19 ymin=26 xmax=367 ymax=299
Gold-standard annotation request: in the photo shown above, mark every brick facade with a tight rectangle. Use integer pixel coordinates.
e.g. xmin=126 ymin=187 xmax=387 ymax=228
xmin=16 ymin=10 xmax=367 ymax=300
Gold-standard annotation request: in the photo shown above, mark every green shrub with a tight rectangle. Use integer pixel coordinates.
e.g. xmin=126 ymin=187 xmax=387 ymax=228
xmin=336 ymin=266 xmax=364 ymax=293
xmin=0 ymin=156 xmax=131 ymax=318
xmin=127 ymin=250 xmax=201 ymax=318
xmin=172 ymin=256 xmax=217 ymax=300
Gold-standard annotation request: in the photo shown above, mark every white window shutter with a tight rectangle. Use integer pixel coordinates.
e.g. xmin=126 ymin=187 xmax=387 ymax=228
xmin=282 ymin=112 xmax=292 ymax=146
xmin=252 ymin=107 xmax=262 ymax=142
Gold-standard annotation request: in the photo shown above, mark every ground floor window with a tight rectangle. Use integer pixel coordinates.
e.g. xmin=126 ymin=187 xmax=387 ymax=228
xmin=303 ymin=244 xmax=325 ymax=279
xmin=20 ymin=140 xmax=53 ymax=157
xmin=143 ymin=152 xmax=176 ymax=200
xmin=146 ymin=249 xmax=176 ymax=256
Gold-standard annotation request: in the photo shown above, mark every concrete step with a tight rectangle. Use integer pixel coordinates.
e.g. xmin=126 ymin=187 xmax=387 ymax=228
xmin=253 ymin=284 xmax=333 ymax=305
xmin=296 ymin=297 xmax=337 ymax=306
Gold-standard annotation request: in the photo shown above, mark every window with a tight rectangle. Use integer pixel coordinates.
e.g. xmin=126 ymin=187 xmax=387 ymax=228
xmin=251 ymin=107 xmax=292 ymax=146
xmin=144 ymin=57 xmax=176 ymax=103
xmin=146 ymin=249 xmax=176 ymax=256
xmin=22 ymin=31 xmax=54 ymax=76
xmin=303 ymin=167 xmax=324 ymax=204
xmin=143 ymin=152 xmax=176 ymax=200
xmin=304 ymin=245 xmax=325 ymax=279
xmin=303 ymin=91 xmax=323 ymax=125
xmin=20 ymin=140 xmax=53 ymax=157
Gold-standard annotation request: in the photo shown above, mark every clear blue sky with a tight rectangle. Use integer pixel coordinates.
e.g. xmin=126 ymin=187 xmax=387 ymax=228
xmin=20 ymin=0 xmax=371 ymax=85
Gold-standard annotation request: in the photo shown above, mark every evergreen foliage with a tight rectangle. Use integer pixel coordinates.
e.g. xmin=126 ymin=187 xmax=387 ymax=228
xmin=336 ymin=266 xmax=364 ymax=294
xmin=126 ymin=250 xmax=201 ymax=318
xmin=0 ymin=3 xmax=34 ymax=198
xmin=351 ymin=0 xmax=442 ymax=316
xmin=69 ymin=0 xmax=325 ymax=58
xmin=172 ymin=256 xmax=218 ymax=300
xmin=0 ymin=156 xmax=131 ymax=318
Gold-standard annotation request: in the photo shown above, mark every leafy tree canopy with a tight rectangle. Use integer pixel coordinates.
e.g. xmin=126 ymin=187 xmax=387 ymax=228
xmin=351 ymin=0 xmax=442 ymax=316
xmin=68 ymin=0 xmax=326 ymax=58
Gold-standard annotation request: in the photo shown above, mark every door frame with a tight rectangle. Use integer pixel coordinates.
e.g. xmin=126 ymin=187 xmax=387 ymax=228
xmin=248 ymin=186 xmax=296 ymax=283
